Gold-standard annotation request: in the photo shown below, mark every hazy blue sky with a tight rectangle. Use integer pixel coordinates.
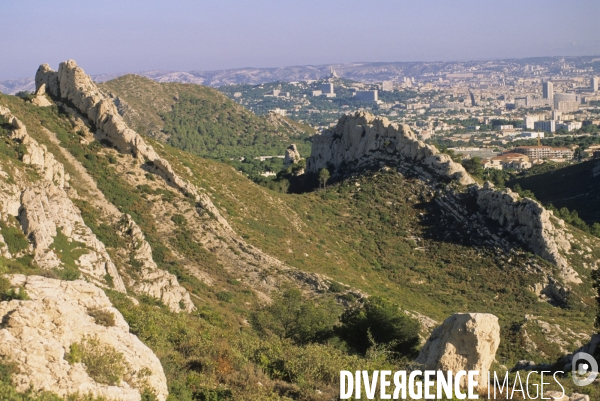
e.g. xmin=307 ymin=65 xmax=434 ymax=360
xmin=2 ymin=0 xmax=599 ymax=79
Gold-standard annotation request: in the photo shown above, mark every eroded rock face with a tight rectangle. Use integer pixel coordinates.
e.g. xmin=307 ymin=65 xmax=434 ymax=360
xmin=119 ymin=215 xmax=195 ymax=313
xmin=476 ymin=185 xmax=578 ymax=284
xmin=30 ymin=83 xmax=54 ymax=107
xmin=19 ymin=182 xmax=126 ymax=292
xmin=36 ymin=60 xmax=198 ymax=199
xmin=284 ymin=144 xmax=301 ymax=167
xmin=415 ymin=313 xmax=500 ymax=390
xmin=0 ymin=106 xmax=67 ymax=189
xmin=0 ymin=275 xmax=168 ymax=401
xmin=306 ymin=112 xmax=474 ymax=185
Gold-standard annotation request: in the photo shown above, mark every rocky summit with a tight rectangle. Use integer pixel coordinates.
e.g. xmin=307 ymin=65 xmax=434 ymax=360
xmin=0 ymin=59 xmax=598 ymax=400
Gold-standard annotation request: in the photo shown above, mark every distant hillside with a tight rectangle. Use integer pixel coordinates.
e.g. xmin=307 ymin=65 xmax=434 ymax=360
xmin=510 ymin=159 xmax=600 ymax=225
xmin=99 ymin=75 xmax=314 ymax=159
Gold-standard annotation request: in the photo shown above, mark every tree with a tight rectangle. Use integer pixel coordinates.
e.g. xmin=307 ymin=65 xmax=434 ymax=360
xmin=318 ymin=168 xmax=330 ymax=189
xmin=462 ymin=157 xmax=484 ymax=179
xmin=250 ymin=287 xmax=341 ymax=345
xmin=336 ymin=296 xmax=420 ymax=358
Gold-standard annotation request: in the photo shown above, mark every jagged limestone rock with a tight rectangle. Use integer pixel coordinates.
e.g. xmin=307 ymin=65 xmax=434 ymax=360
xmin=0 ymin=275 xmax=168 ymax=401
xmin=19 ymin=182 xmax=126 ymax=292
xmin=284 ymin=144 xmax=301 ymax=167
xmin=415 ymin=313 xmax=500 ymax=390
xmin=36 ymin=60 xmax=198 ymax=199
xmin=476 ymin=185 xmax=579 ymax=284
xmin=306 ymin=112 xmax=474 ymax=185
xmin=0 ymin=106 xmax=67 ymax=189
xmin=30 ymin=83 xmax=54 ymax=107
xmin=119 ymin=215 xmax=195 ymax=313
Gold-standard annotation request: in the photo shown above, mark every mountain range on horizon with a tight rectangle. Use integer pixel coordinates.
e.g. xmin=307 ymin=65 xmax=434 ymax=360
xmin=1 ymin=55 xmax=598 ymax=95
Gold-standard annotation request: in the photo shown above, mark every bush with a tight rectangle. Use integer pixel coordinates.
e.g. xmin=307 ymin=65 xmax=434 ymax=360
xmin=328 ymin=281 xmax=345 ymax=293
xmin=0 ymin=221 xmax=29 ymax=255
xmin=66 ymin=335 xmax=128 ymax=385
xmin=250 ymin=287 xmax=341 ymax=345
xmin=88 ymin=309 xmax=116 ymax=327
xmin=215 ymin=291 xmax=233 ymax=303
xmin=336 ymin=296 xmax=420 ymax=357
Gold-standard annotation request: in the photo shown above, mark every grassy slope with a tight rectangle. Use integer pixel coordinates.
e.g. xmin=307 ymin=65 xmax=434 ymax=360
xmin=2 ymin=94 xmax=600 ymax=398
xmin=150 ymin=131 xmax=598 ymax=366
xmin=510 ymin=160 xmax=600 ymax=225
xmin=99 ymin=75 xmax=314 ymax=158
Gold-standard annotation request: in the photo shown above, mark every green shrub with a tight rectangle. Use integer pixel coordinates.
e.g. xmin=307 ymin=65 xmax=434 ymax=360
xmin=50 ymin=228 xmax=88 ymax=271
xmin=88 ymin=309 xmax=116 ymax=327
xmin=216 ymin=291 xmax=232 ymax=302
xmin=66 ymin=336 xmax=128 ymax=386
xmin=336 ymin=296 xmax=420 ymax=358
xmin=250 ymin=287 xmax=341 ymax=345
xmin=0 ymin=278 xmax=29 ymax=301
xmin=171 ymin=214 xmax=186 ymax=226
xmin=0 ymin=221 xmax=29 ymax=255
xmin=328 ymin=281 xmax=345 ymax=293
xmin=53 ymin=267 xmax=81 ymax=281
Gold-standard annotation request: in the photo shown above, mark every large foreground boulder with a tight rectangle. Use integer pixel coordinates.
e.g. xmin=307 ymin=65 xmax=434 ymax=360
xmin=415 ymin=313 xmax=500 ymax=390
xmin=0 ymin=275 xmax=168 ymax=400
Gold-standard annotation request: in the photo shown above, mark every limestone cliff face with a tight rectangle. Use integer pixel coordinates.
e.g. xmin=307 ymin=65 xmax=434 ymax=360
xmin=306 ymin=112 xmax=474 ymax=185
xmin=0 ymin=275 xmax=168 ymax=401
xmin=476 ymin=184 xmax=579 ymax=284
xmin=34 ymin=60 xmax=349 ymax=299
xmin=284 ymin=144 xmax=301 ymax=167
xmin=19 ymin=183 xmax=127 ymax=292
xmin=36 ymin=61 xmax=198 ymax=199
xmin=118 ymin=215 xmax=195 ymax=313
xmin=0 ymin=106 xmax=67 ymax=189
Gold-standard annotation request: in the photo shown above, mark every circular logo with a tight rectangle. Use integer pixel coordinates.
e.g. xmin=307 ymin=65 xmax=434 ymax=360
xmin=572 ymin=352 xmax=598 ymax=386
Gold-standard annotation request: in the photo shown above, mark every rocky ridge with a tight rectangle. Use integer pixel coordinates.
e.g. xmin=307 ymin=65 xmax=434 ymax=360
xmin=306 ymin=112 xmax=474 ymax=185
xmin=36 ymin=61 xmax=198 ymax=199
xmin=307 ymin=112 xmax=583 ymax=285
xmin=0 ymin=274 xmax=168 ymax=401
xmin=0 ymin=103 xmax=196 ymax=311
xmin=118 ymin=214 xmax=195 ymax=312
xmin=19 ymin=182 xmax=127 ymax=292
xmin=34 ymin=60 xmax=352 ymax=298
xmin=476 ymin=183 xmax=578 ymax=284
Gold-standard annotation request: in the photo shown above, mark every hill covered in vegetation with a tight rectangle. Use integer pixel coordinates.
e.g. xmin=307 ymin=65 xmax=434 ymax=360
xmin=0 ymin=60 xmax=598 ymax=399
xmin=99 ymin=75 xmax=314 ymax=160
xmin=509 ymin=160 xmax=600 ymax=226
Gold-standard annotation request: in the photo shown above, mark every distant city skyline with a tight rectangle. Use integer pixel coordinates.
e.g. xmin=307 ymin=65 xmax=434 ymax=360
xmin=1 ymin=0 xmax=600 ymax=79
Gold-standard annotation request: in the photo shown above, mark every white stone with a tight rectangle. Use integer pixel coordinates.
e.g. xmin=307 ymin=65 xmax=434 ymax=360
xmin=415 ymin=313 xmax=500 ymax=390
xmin=0 ymin=275 xmax=168 ymax=400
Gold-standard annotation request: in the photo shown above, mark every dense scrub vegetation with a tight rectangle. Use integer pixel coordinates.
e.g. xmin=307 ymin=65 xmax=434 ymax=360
xmin=100 ymin=75 xmax=313 ymax=160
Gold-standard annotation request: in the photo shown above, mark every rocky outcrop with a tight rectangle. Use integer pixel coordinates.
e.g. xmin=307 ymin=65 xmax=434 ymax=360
xmin=36 ymin=60 xmax=198 ymax=199
xmin=415 ymin=313 xmax=500 ymax=390
xmin=544 ymin=392 xmax=589 ymax=401
xmin=30 ymin=83 xmax=54 ymax=107
xmin=306 ymin=112 xmax=474 ymax=185
xmin=0 ymin=106 xmax=67 ymax=189
xmin=0 ymin=275 xmax=168 ymax=400
xmin=476 ymin=184 xmax=579 ymax=284
xmin=119 ymin=215 xmax=195 ymax=313
xmin=284 ymin=144 xmax=301 ymax=167
xmin=19 ymin=183 xmax=126 ymax=292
